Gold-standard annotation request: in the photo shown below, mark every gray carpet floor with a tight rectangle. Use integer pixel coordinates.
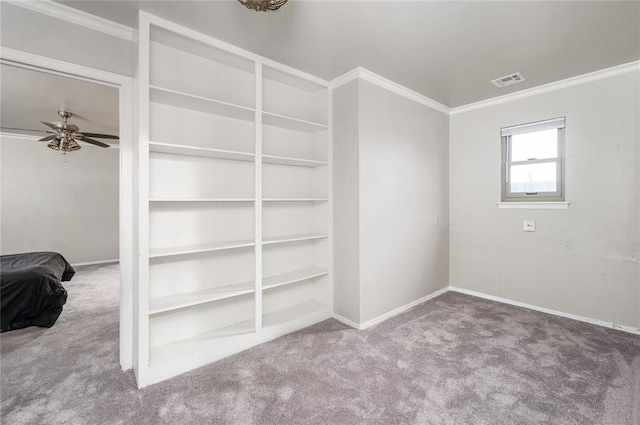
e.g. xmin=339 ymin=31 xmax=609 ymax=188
xmin=1 ymin=263 xmax=639 ymax=425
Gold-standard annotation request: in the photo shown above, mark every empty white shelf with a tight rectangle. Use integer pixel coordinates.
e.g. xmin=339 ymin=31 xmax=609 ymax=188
xmin=150 ymin=198 xmax=255 ymax=203
xmin=149 ymin=318 xmax=255 ymax=366
xmin=149 ymin=141 xmax=255 ymax=161
xmin=262 ymin=154 xmax=328 ymax=168
xmin=262 ymin=233 xmax=329 ymax=245
xmin=152 ymin=26 xmax=255 ymax=74
xmin=149 ymin=281 xmax=255 ymax=315
xmin=263 ymin=266 xmax=328 ymax=291
xmin=149 ymin=239 xmax=254 ymax=258
xmin=262 ymin=198 xmax=328 ymax=202
xmin=263 ymin=111 xmax=327 ymax=133
xmin=263 ymin=66 xmax=326 ymax=93
xmin=150 ymin=85 xmax=255 ymax=121
xmin=263 ymin=300 xmax=329 ymax=329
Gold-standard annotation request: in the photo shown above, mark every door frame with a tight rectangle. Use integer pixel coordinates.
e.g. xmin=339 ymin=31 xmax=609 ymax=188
xmin=0 ymin=47 xmax=135 ymax=370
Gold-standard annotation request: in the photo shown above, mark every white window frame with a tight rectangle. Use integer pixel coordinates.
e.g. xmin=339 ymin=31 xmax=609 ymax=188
xmin=501 ymin=117 xmax=565 ymax=202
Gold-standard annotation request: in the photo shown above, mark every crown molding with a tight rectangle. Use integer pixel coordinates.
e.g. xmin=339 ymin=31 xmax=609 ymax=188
xmin=0 ymin=46 xmax=131 ymax=86
xmin=330 ymin=67 xmax=451 ymax=115
xmin=358 ymin=68 xmax=451 ymax=114
xmin=6 ymin=0 xmax=134 ymax=42
xmin=329 ymin=68 xmax=361 ymax=91
xmin=0 ymin=131 xmax=41 ymax=141
xmin=333 ymin=61 xmax=640 ymax=116
xmin=451 ymin=60 xmax=640 ymax=115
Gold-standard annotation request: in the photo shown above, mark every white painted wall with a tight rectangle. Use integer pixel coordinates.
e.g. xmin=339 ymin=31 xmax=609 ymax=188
xmin=0 ymin=2 xmax=133 ymax=77
xmin=449 ymin=70 xmax=640 ymax=329
xmin=333 ymin=79 xmax=450 ymax=325
xmin=1 ymin=135 xmax=119 ymax=264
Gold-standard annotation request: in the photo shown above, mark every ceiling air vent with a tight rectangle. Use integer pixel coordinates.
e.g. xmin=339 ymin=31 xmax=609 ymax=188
xmin=491 ymin=72 xmax=526 ymax=88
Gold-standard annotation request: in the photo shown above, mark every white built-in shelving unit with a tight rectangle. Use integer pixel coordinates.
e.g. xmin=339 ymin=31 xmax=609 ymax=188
xmin=136 ymin=12 xmax=332 ymax=387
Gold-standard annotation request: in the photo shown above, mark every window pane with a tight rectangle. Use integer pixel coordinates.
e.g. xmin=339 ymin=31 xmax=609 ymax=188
xmin=510 ymin=162 xmax=557 ymax=193
xmin=511 ymin=129 xmax=558 ymax=162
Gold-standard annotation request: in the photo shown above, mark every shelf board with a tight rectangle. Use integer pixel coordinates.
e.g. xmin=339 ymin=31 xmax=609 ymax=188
xmin=262 ymin=154 xmax=328 ymax=168
xmin=150 ymin=85 xmax=255 ymax=121
xmin=263 ymin=300 xmax=329 ymax=329
xmin=150 ymin=198 xmax=255 ymax=203
xmin=149 ymin=141 xmax=255 ymax=162
xmin=149 ymin=281 xmax=255 ymax=315
xmin=149 ymin=318 xmax=255 ymax=366
xmin=262 ymin=111 xmax=327 ymax=133
xmin=262 ymin=233 xmax=329 ymax=246
xmin=263 ymin=266 xmax=328 ymax=291
xmin=150 ymin=198 xmax=326 ymax=203
xmin=149 ymin=300 xmax=328 ymax=367
xmin=262 ymin=198 xmax=328 ymax=202
xmin=263 ymin=66 xmax=327 ymax=93
xmin=149 ymin=239 xmax=254 ymax=258
xmin=151 ymin=26 xmax=255 ymax=74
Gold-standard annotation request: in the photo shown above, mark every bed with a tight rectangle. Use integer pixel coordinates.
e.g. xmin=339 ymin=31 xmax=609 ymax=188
xmin=1 ymin=252 xmax=74 ymax=332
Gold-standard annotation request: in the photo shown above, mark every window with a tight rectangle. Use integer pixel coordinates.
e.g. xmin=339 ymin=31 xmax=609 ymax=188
xmin=501 ymin=117 xmax=565 ymax=202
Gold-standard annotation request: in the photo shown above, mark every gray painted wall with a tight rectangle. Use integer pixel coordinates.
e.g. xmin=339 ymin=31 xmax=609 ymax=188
xmin=333 ymin=80 xmax=361 ymax=323
xmin=0 ymin=4 xmax=125 ymax=265
xmin=358 ymin=81 xmax=449 ymax=322
xmin=1 ymin=135 xmax=119 ymax=264
xmin=333 ymin=79 xmax=450 ymax=325
xmin=0 ymin=2 xmax=133 ymax=76
xmin=449 ymin=71 xmax=640 ymax=329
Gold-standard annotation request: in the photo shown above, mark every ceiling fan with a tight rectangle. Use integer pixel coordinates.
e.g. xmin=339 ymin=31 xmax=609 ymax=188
xmin=1 ymin=110 xmax=118 ymax=152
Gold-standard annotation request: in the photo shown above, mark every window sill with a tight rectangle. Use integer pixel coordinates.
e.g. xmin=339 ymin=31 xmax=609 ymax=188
xmin=497 ymin=201 xmax=570 ymax=210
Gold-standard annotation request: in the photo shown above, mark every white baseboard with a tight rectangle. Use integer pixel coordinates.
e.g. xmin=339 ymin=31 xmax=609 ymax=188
xmin=332 ymin=286 xmax=449 ymax=330
xmin=448 ymin=286 xmax=640 ymax=336
xmin=331 ymin=313 xmax=361 ymax=330
xmin=72 ymin=259 xmax=119 ymax=267
xmin=360 ymin=287 xmax=450 ymax=329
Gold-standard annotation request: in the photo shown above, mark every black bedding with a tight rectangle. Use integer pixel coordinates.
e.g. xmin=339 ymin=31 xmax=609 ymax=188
xmin=1 ymin=252 xmax=74 ymax=332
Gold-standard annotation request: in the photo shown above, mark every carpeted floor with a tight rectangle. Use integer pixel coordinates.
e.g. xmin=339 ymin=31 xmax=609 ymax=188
xmin=1 ymin=263 xmax=639 ymax=424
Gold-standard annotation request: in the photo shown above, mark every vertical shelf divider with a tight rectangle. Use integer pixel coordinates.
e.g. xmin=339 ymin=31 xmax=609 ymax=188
xmin=136 ymin=11 xmax=152 ymax=388
xmin=254 ymin=62 xmax=263 ymax=332
xmin=326 ymin=88 xmax=334 ymax=313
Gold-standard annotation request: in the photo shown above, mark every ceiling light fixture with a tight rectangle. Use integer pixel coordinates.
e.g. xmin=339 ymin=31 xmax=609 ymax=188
xmin=237 ymin=0 xmax=287 ymax=12
xmin=11 ymin=109 xmax=115 ymax=152
xmin=48 ymin=135 xmax=81 ymax=153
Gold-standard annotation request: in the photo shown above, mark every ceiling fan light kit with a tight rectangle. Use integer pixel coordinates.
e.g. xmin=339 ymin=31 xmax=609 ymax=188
xmin=0 ymin=109 xmax=118 ymax=154
xmin=237 ymin=0 xmax=287 ymax=12
xmin=47 ymin=136 xmax=81 ymax=152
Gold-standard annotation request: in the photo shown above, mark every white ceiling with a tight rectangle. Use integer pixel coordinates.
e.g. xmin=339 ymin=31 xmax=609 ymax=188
xmin=0 ymin=64 xmax=119 ymax=143
xmin=56 ymin=0 xmax=640 ymax=107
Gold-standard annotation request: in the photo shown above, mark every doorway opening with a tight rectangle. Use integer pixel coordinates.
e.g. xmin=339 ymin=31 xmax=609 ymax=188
xmin=0 ymin=48 xmax=134 ymax=370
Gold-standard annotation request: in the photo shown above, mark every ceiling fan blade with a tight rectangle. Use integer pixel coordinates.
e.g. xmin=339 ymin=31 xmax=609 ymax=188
xmin=78 ymin=132 xmax=119 ymax=140
xmin=76 ymin=135 xmax=110 ymax=148
xmin=38 ymin=135 xmax=58 ymax=142
xmin=41 ymin=121 xmax=60 ymax=130
xmin=0 ymin=126 xmax=50 ymax=133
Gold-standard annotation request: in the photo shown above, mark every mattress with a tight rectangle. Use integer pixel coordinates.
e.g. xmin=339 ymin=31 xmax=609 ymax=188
xmin=1 ymin=252 xmax=74 ymax=332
